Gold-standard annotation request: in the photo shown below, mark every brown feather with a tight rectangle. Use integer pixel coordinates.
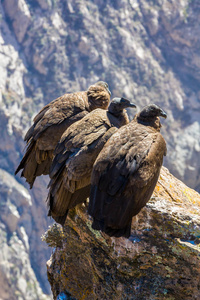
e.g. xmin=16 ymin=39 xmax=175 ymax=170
xmin=88 ymin=104 xmax=167 ymax=238
xmin=15 ymin=82 xmax=111 ymax=187
xmin=47 ymin=98 xmax=136 ymax=225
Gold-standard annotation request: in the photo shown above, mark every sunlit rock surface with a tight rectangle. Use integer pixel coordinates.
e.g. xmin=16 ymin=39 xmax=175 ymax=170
xmin=46 ymin=167 xmax=200 ymax=300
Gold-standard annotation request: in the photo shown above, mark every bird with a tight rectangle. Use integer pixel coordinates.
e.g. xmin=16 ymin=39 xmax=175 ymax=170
xmin=88 ymin=104 xmax=167 ymax=238
xmin=47 ymin=97 xmax=137 ymax=225
xmin=15 ymin=81 xmax=111 ymax=188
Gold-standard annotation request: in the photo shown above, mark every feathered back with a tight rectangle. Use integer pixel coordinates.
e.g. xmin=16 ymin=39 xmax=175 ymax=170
xmin=47 ymin=98 xmax=136 ymax=225
xmin=88 ymin=104 xmax=167 ymax=238
xmin=15 ymin=82 xmax=111 ymax=188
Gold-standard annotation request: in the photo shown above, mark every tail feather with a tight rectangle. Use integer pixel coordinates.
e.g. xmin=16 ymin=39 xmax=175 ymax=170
xmin=92 ymin=218 xmax=132 ymax=238
xmin=15 ymin=140 xmax=35 ymax=175
xmin=48 ymin=209 xmax=69 ymax=226
xmin=15 ymin=139 xmax=53 ymax=188
xmin=47 ymin=181 xmax=90 ymax=225
xmin=24 ymin=124 xmax=34 ymax=141
xmin=52 ymin=212 xmax=69 ymax=226
xmin=48 ymin=181 xmax=71 ymax=216
xmin=104 ymin=225 xmax=131 ymax=238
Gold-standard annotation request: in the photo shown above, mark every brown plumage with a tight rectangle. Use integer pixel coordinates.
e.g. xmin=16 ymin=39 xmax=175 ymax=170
xmin=88 ymin=104 xmax=167 ymax=238
xmin=47 ymin=98 xmax=137 ymax=225
xmin=15 ymin=81 xmax=111 ymax=188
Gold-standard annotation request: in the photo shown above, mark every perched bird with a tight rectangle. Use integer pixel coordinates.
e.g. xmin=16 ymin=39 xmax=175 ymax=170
xmin=15 ymin=81 xmax=111 ymax=188
xmin=47 ymin=97 xmax=137 ymax=225
xmin=88 ymin=104 xmax=167 ymax=238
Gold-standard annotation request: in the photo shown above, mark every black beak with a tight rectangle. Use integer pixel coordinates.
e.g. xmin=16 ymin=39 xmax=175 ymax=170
xmin=160 ymin=109 xmax=167 ymax=119
xmin=121 ymin=97 xmax=137 ymax=109
xmin=128 ymin=103 xmax=137 ymax=108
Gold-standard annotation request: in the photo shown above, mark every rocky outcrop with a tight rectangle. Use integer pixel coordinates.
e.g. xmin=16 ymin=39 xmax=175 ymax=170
xmin=46 ymin=167 xmax=200 ymax=299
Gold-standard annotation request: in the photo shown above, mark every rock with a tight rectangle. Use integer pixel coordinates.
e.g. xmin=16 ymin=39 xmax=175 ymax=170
xmin=140 ymin=1 xmax=159 ymax=36
xmin=1 ymin=0 xmax=200 ymax=297
xmin=2 ymin=0 xmax=31 ymax=43
xmin=46 ymin=167 xmax=200 ymax=299
xmin=36 ymin=0 xmax=51 ymax=10
xmin=0 ymin=168 xmax=31 ymax=233
xmin=0 ymin=223 xmax=50 ymax=300
xmin=0 ymin=3 xmax=53 ymax=294
xmin=0 ymin=169 xmax=50 ymax=299
xmin=1 ymin=0 xmax=200 ymax=192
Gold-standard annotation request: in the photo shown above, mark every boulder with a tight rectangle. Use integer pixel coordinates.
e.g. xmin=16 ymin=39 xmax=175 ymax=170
xmin=46 ymin=167 xmax=200 ymax=299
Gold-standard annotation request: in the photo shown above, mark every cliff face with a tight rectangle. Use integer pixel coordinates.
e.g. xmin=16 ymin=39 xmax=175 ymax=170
xmin=0 ymin=169 xmax=51 ymax=300
xmin=0 ymin=3 xmax=52 ymax=298
xmin=2 ymin=0 xmax=200 ymax=191
xmin=46 ymin=167 xmax=200 ymax=300
xmin=0 ymin=0 xmax=200 ymax=298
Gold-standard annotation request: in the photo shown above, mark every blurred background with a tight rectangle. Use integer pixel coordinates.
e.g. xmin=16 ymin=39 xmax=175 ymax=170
xmin=0 ymin=0 xmax=200 ymax=298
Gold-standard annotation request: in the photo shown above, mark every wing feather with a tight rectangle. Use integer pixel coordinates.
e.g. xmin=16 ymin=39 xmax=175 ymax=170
xmin=92 ymin=123 xmax=154 ymax=195
xmin=49 ymin=109 xmax=116 ymax=194
xmin=48 ymin=109 xmax=120 ymax=221
xmin=89 ymin=121 xmax=167 ymax=236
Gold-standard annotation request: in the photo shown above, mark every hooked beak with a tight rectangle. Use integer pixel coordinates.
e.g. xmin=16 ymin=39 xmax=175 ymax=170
xmin=160 ymin=109 xmax=167 ymax=119
xmin=121 ymin=97 xmax=137 ymax=109
xmin=108 ymin=88 xmax=111 ymax=96
xmin=128 ymin=103 xmax=137 ymax=108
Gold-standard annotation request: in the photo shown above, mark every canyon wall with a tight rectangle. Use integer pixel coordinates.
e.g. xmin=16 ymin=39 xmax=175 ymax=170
xmin=0 ymin=0 xmax=200 ymax=298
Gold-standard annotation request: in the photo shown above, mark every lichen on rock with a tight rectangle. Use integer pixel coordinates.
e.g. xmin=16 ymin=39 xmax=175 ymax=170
xmin=42 ymin=223 xmax=65 ymax=248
